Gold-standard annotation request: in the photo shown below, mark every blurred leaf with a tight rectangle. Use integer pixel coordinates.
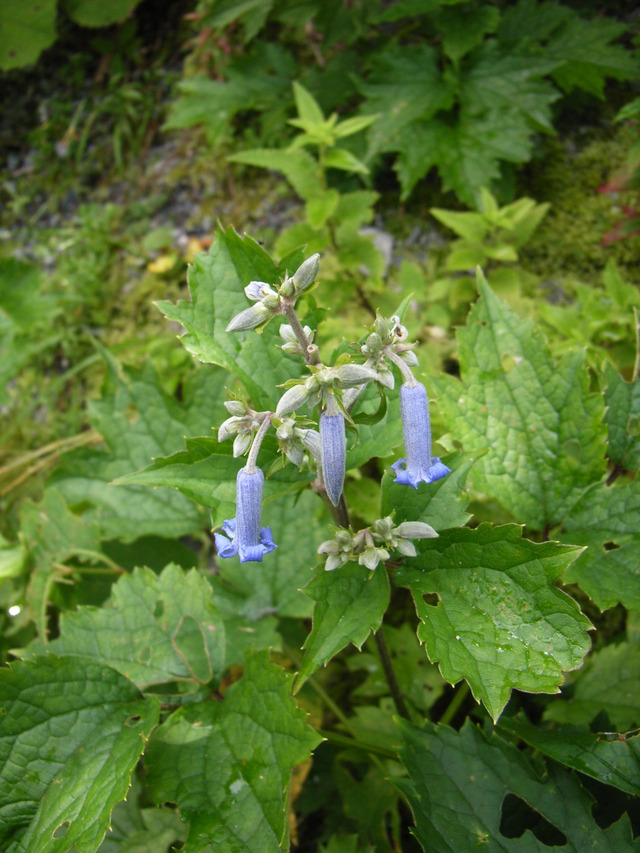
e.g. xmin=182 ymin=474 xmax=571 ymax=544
xmin=543 ymin=642 xmax=640 ymax=731
xmin=145 ymin=650 xmax=321 ymax=851
xmin=604 ymin=363 xmax=640 ymax=472
xmin=0 ymin=656 xmax=159 ymax=853
xmin=0 ymin=0 xmax=56 ymax=70
xmin=395 ymin=524 xmax=591 ymax=722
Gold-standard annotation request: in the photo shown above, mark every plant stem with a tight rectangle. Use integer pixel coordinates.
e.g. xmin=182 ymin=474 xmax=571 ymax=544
xmin=374 ymin=627 xmax=410 ymax=720
xmin=245 ymin=415 xmax=273 ymax=474
xmin=319 ymin=729 xmax=396 ymax=759
xmin=438 ymin=681 xmax=470 ymax=727
xmin=385 ymin=348 xmax=416 ymax=385
xmin=336 ymin=493 xmax=350 ymax=528
xmin=282 ymin=302 xmax=320 ymax=365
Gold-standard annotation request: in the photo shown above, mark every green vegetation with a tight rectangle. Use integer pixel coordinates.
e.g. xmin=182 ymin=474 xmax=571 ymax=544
xmin=1 ymin=1 xmax=640 ymax=851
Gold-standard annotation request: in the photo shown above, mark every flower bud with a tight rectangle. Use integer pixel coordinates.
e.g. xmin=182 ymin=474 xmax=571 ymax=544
xmin=226 ymin=302 xmax=270 ymax=332
xmin=292 ymin=253 xmax=320 ymax=293
xmin=320 ymin=412 xmax=346 ymax=506
xmin=276 ymin=384 xmax=309 ymax=417
xmin=245 ymin=281 xmax=277 ymax=301
xmin=224 ymin=400 xmax=247 ymax=417
xmin=233 ymin=432 xmax=253 ymax=457
xmin=394 ymin=521 xmax=438 ymax=539
xmin=335 ymin=364 xmax=380 ymax=388
xmin=218 ymin=416 xmax=243 ymax=442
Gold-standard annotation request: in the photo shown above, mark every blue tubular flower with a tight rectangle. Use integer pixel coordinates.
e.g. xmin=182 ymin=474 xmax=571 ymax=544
xmin=392 ymin=382 xmax=450 ymax=488
xmin=214 ymin=467 xmax=277 ymax=563
xmin=320 ymin=412 xmax=346 ymax=506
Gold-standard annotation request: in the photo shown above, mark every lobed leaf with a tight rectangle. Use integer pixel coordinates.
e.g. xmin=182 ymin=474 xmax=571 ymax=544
xmin=395 ymin=523 xmax=592 ymax=721
xmin=396 ymin=718 xmax=635 ymax=851
xmin=145 ymin=650 xmax=321 ymax=852
xmin=433 ymin=272 xmax=607 ymax=530
xmin=604 ymin=362 xmax=640 ymax=472
xmin=0 ymin=656 xmax=159 ymax=853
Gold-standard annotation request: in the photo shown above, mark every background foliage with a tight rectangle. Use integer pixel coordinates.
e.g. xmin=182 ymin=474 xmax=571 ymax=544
xmin=1 ymin=0 xmax=640 ymax=851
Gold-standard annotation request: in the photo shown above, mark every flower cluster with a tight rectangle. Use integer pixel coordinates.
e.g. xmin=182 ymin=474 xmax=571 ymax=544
xmin=318 ymin=517 xmax=438 ymax=571
xmin=213 ymin=252 xmax=450 ymax=564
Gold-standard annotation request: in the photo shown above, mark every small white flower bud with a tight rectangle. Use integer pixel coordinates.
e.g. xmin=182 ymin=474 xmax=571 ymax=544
xmin=396 ymin=539 xmax=417 ymax=557
xmin=226 ymin=302 xmax=270 ymax=332
xmin=224 ymin=400 xmax=246 ymax=416
xmin=233 ymin=432 xmax=253 ymax=457
xmin=336 ymin=364 xmax=380 ymax=387
xmin=218 ymin=416 xmax=243 ymax=442
xmin=394 ymin=521 xmax=438 ymax=539
xmin=245 ymin=281 xmax=274 ymax=301
xmin=401 ymin=350 xmax=419 ymax=367
xmin=276 ymin=384 xmax=309 ymax=417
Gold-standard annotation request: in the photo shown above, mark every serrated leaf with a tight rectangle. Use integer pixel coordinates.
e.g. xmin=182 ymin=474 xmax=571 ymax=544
xmin=604 ymin=362 xmax=640 ymax=471
xmin=0 ymin=656 xmax=159 ymax=853
xmin=323 ymin=148 xmax=369 ymax=174
xmin=61 ymin=0 xmax=140 ymax=27
xmin=295 ymin=563 xmax=390 ymax=692
xmin=292 ymin=80 xmax=325 ymax=124
xmin=543 ymin=642 xmax=640 ymax=730
xmin=380 ymin=452 xmax=474 ymax=530
xmin=500 ymin=714 xmax=640 ymax=798
xmin=561 ymin=479 xmax=640 ymax=611
xmin=26 ymin=565 xmax=225 ymax=690
xmin=436 ymin=4 xmax=499 ymax=62
xmin=396 ymin=718 xmax=635 ymax=852
xmin=156 ymin=227 xmax=306 ymax=410
xmin=433 ymin=272 xmax=607 ymax=530
xmin=395 ymin=524 xmax=591 ymax=722
xmin=346 ymin=387 xmax=402 ymax=469
xmin=51 ymin=364 xmax=228 ymax=541
xmin=359 ymin=44 xmax=455 ymax=162
xmin=145 ymin=650 xmax=321 ymax=851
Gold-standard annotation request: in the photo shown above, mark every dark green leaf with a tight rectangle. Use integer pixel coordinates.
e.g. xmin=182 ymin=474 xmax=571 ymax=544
xmin=0 ymin=656 xmax=159 ymax=853
xmin=604 ymin=362 xmax=640 ymax=471
xmin=145 ymin=650 xmax=321 ymax=851
xmin=295 ymin=562 xmax=390 ymax=691
xmin=501 ymin=714 xmax=640 ymax=798
xmin=396 ymin=718 xmax=635 ymax=851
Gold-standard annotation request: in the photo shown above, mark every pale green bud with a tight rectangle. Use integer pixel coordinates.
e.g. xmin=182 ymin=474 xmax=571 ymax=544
xmin=292 ymin=253 xmax=320 ymax=293
xmin=394 ymin=521 xmax=438 ymax=539
xmin=233 ymin=432 xmax=253 ymax=457
xmin=226 ymin=302 xmax=270 ymax=332
xmin=276 ymin=384 xmax=309 ymax=417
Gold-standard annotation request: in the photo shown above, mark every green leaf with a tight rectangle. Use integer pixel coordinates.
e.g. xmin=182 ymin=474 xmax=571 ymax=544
xmin=115 ymin=436 xmax=308 ymax=526
xmin=359 ymin=44 xmax=455 ymax=162
xmin=295 ymin=563 xmax=390 ymax=692
xmin=145 ymin=650 xmax=321 ymax=851
xmin=543 ymin=642 xmax=640 ymax=731
xmin=433 ymin=272 xmax=607 ymax=530
xmin=51 ymin=363 xmax=228 ymax=541
xmin=97 ymin=775 xmax=186 ymax=853
xmin=214 ymin=490 xmax=327 ymax=620
xmin=436 ymin=4 xmax=499 ymax=63
xmin=395 ymin=524 xmax=592 ymax=722
xmin=0 ymin=656 xmax=159 ymax=853
xmin=27 ymin=565 xmax=225 ymax=690
xmin=346 ymin=387 xmax=402 ymax=469
xmin=19 ymin=488 xmax=102 ymax=638
xmin=381 ymin=452 xmax=474 ymax=530
xmin=61 ymin=0 xmax=142 ymax=27
xmin=0 ymin=0 xmax=56 ymax=70
xmin=228 ymin=147 xmax=322 ymax=201
xmin=396 ymin=718 xmax=635 ymax=851
xmin=604 ymin=362 xmax=640 ymax=471
xmin=156 ymin=227 xmax=305 ymax=409
xmin=323 ymin=148 xmax=369 ymax=175
xmin=292 ymin=80 xmax=325 ymax=124
xmin=333 ymin=114 xmax=378 ymax=139
xmin=500 ymin=714 xmax=640 ymax=798
xmin=561 ymin=479 xmax=640 ymax=611
xmin=306 ymin=189 xmax=340 ymax=228
xmin=0 ymin=533 xmax=26 ymax=582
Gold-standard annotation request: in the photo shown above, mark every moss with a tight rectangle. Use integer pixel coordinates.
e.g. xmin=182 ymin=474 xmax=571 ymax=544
xmin=519 ymin=124 xmax=640 ymax=284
